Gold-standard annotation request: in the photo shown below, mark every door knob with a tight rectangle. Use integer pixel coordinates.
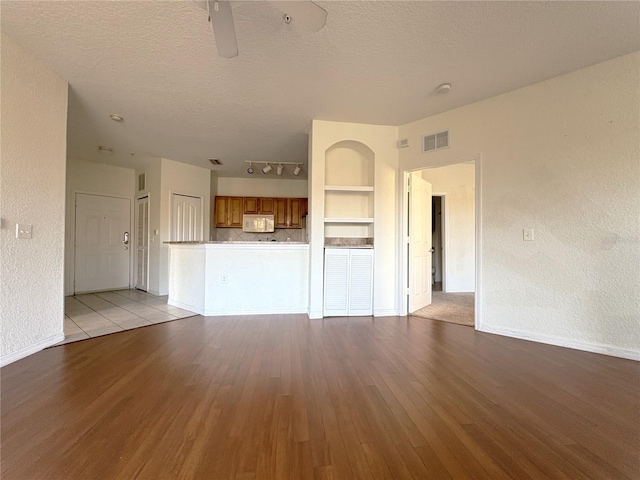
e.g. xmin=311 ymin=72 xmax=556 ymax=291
xmin=122 ymin=232 xmax=129 ymax=245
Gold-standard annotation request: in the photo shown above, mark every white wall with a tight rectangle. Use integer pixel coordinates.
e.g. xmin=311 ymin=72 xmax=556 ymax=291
xmin=64 ymin=157 xmax=135 ymax=295
xmin=399 ymin=52 xmax=640 ymax=359
xmin=216 ymin=177 xmax=308 ymax=197
xmin=1 ymin=34 xmax=68 ymax=365
xmin=309 ymin=120 xmax=399 ymax=318
xmin=422 ymin=163 xmax=475 ymax=292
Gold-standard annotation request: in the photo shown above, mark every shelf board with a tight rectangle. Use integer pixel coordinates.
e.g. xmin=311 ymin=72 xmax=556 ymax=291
xmin=324 ymin=218 xmax=374 ymax=224
xmin=324 ymin=185 xmax=374 ymax=192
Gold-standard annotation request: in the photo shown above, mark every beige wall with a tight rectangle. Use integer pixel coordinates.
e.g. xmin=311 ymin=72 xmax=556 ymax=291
xmin=216 ymin=177 xmax=308 ymax=198
xmin=400 ymin=52 xmax=640 ymax=359
xmin=1 ymin=34 xmax=68 ymax=364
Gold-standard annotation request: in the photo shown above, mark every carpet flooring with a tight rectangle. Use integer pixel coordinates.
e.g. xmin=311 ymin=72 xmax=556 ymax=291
xmin=410 ymin=291 xmax=475 ymax=326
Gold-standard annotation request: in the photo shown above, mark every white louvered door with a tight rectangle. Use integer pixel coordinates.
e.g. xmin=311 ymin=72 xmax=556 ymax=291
xmin=135 ymin=196 xmax=149 ymax=291
xmin=324 ymin=248 xmax=373 ymax=317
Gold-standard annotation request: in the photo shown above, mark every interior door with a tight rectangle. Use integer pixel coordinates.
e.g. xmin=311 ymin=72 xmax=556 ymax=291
xmin=135 ymin=196 xmax=149 ymax=291
xmin=408 ymin=172 xmax=433 ymax=313
xmin=171 ymin=194 xmax=203 ymax=241
xmin=75 ymin=193 xmax=131 ymax=293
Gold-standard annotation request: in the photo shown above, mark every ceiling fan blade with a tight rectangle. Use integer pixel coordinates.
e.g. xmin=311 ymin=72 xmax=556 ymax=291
xmin=269 ymin=1 xmax=327 ymax=32
xmin=207 ymin=0 xmax=238 ymax=58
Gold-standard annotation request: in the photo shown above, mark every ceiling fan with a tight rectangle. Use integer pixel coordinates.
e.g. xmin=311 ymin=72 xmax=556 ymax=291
xmin=194 ymin=1 xmax=327 ymax=58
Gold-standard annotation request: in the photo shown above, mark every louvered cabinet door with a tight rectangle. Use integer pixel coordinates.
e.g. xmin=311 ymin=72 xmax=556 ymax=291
xmin=323 ymin=248 xmax=374 ymax=317
xmin=348 ymin=249 xmax=373 ymax=316
xmin=323 ymin=249 xmax=350 ymax=316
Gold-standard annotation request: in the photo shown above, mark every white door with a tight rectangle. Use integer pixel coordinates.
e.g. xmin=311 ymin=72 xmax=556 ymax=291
xmin=171 ymin=194 xmax=203 ymax=241
xmin=135 ymin=196 xmax=149 ymax=291
xmin=408 ymin=173 xmax=433 ymax=313
xmin=75 ymin=193 xmax=131 ymax=293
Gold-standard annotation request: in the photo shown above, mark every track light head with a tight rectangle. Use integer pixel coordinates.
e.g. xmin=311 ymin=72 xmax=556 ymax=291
xmin=276 ymin=164 xmax=284 ymax=176
xmin=262 ymin=164 xmax=272 ymax=174
xmin=293 ymin=164 xmax=301 ymax=176
xmin=247 ymin=162 xmax=254 ymax=174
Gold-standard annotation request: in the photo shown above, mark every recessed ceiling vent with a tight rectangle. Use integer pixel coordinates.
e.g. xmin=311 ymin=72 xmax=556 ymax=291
xmin=137 ymin=173 xmax=145 ymax=192
xmin=422 ymin=130 xmax=449 ymax=153
xmin=209 ymin=158 xmax=223 ymax=166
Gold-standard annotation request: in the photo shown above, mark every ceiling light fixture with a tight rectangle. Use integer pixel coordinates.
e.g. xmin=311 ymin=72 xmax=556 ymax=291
xmin=262 ymin=163 xmax=272 ymax=174
xmin=244 ymin=161 xmax=302 ymax=175
xmin=247 ymin=162 xmax=254 ymax=174
xmin=293 ymin=164 xmax=301 ymax=176
xmin=436 ymin=83 xmax=451 ymax=94
xmin=98 ymin=146 xmax=113 ymax=155
xmin=276 ymin=164 xmax=284 ymax=176
xmin=109 ymin=114 xmax=124 ymax=122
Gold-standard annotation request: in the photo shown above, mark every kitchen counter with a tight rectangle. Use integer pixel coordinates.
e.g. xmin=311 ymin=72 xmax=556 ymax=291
xmin=165 ymin=241 xmax=308 ymax=245
xmin=167 ymin=242 xmax=308 ymax=316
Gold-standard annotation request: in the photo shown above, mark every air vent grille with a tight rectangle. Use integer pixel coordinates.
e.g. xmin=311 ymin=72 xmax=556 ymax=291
xmin=138 ymin=173 xmax=145 ymax=191
xmin=422 ymin=130 xmax=450 ymax=153
xmin=209 ymin=158 xmax=223 ymax=165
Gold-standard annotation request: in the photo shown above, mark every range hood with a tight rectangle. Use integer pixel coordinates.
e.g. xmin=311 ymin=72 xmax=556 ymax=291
xmin=242 ymin=214 xmax=275 ymax=233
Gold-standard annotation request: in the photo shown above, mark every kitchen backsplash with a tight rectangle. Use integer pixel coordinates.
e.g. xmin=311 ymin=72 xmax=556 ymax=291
xmin=216 ymin=228 xmax=304 ymax=242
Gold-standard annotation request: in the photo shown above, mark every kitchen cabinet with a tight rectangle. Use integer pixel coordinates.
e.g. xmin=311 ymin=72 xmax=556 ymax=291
xmin=323 ymin=248 xmax=373 ymax=316
xmin=214 ymin=196 xmax=243 ymax=227
xmin=215 ymin=196 xmax=306 ymax=228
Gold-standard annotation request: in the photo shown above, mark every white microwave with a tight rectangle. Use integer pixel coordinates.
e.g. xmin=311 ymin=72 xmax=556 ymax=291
xmin=242 ymin=214 xmax=275 ymax=233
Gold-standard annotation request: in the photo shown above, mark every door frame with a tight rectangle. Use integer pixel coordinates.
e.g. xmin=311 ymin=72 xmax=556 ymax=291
xmin=71 ymin=191 xmax=135 ymax=295
xmin=399 ymin=155 xmax=482 ymax=329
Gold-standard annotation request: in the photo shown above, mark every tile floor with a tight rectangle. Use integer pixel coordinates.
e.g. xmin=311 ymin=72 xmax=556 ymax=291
xmin=60 ymin=289 xmax=197 ymax=345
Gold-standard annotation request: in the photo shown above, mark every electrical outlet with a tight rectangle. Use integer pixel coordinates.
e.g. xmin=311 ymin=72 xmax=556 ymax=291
xmin=221 ymin=274 xmax=228 ymax=284
xmin=523 ymin=228 xmax=534 ymax=241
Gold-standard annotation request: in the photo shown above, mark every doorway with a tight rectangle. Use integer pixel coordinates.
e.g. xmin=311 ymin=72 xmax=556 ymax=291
xmin=135 ymin=196 xmax=149 ymax=291
xmin=403 ymin=159 xmax=479 ymax=326
xmin=74 ymin=193 xmax=131 ymax=294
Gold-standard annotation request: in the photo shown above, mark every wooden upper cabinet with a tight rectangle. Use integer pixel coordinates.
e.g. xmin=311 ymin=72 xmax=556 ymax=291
xmin=259 ymin=197 xmax=275 ymax=215
xmin=214 ymin=196 xmax=229 ymax=227
xmin=301 ymin=198 xmax=308 ymax=217
xmin=274 ymin=198 xmax=288 ymax=227
xmin=288 ymin=198 xmax=303 ymax=228
xmin=215 ymin=196 xmax=307 ymax=228
xmin=228 ymin=197 xmax=243 ymax=227
xmin=243 ymin=197 xmax=259 ymax=214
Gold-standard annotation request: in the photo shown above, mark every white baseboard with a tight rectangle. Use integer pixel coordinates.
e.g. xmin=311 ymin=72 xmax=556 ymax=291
xmin=308 ymin=309 xmax=323 ymax=319
xmin=374 ymin=309 xmax=401 ymax=317
xmin=1 ymin=333 xmax=65 ymax=368
xmin=479 ymin=325 xmax=640 ymax=361
xmin=167 ymin=299 xmax=203 ymax=315
xmin=203 ymin=307 xmax=308 ymax=316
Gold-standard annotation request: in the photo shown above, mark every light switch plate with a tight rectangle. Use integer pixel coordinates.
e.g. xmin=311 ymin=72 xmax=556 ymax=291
xmin=16 ymin=224 xmax=33 ymax=239
xmin=523 ymin=228 xmax=534 ymax=241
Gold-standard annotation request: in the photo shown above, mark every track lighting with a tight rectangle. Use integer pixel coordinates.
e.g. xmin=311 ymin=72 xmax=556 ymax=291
xmin=293 ymin=164 xmax=301 ymax=176
xmin=247 ymin=162 xmax=254 ymax=174
xmin=262 ymin=163 xmax=272 ymax=174
xmin=244 ymin=161 xmax=302 ymax=176
xmin=276 ymin=164 xmax=284 ymax=176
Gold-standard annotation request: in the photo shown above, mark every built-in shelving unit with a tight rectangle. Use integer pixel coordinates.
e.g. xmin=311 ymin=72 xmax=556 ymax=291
xmin=324 ymin=141 xmax=375 ymax=239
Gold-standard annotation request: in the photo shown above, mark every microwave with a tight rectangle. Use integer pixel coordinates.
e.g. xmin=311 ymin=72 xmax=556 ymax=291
xmin=242 ymin=214 xmax=275 ymax=233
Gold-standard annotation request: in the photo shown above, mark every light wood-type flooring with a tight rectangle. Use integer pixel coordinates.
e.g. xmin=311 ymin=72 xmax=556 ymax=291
xmin=2 ymin=314 xmax=639 ymax=479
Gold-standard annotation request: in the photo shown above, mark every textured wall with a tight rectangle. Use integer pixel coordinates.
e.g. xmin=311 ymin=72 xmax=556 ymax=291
xmin=64 ymin=157 xmax=136 ymax=295
xmin=400 ymin=52 xmax=640 ymax=358
xmin=1 ymin=35 xmax=68 ymax=360
xmin=422 ymin=163 xmax=475 ymax=292
xmin=217 ymin=177 xmax=308 ymax=197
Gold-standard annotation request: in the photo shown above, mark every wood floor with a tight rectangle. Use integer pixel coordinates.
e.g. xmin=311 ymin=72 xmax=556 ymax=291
xmin=1 ymin=314 xmax=638 ymax=479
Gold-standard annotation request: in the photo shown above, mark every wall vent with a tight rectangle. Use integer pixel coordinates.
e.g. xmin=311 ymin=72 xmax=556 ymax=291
xmin=397 ymin=138 xmax=410 ymax=149
xmin=138 ymin=173 xmax=145 ymax=191
xmin=422 ymin=130 xmax=449 ymax=153
xmin=209 ymin=158 xmax=223 ymax=166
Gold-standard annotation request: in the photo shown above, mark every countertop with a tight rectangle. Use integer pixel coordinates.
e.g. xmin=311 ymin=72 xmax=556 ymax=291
xmin=165 ymin=241 xmax=308 ymax=245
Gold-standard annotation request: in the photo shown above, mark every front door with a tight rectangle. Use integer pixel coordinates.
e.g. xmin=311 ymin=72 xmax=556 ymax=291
xmin=171 ymin=194 xmax=203 ymax=241
xmin=74 ymin=193 xmax=131 ymax=293
xmin=408 ymin=172 xmax=433 ymax=313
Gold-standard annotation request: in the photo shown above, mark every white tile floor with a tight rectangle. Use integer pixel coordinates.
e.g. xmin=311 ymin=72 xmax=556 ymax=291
xmin=60 ymin=289 xmax=197 ymax=345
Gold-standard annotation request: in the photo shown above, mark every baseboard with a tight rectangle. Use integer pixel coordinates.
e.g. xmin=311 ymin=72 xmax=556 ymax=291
xmin=203 ymin=307 xmax=309 ymax=316
xmin=1 ymin=333 xmax=65 ymax=368
xmin=374 ymin=309 xmax=401 ymax=317
xmin=479 ymin=325 xmax=640 ymax=361
xmin=167 ymin=299 xmax=204 ymax=315
xmin=308 ymin=309 xmax=323 ymax=320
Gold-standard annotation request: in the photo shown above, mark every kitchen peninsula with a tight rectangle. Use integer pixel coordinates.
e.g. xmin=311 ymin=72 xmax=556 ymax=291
xmin=166 ymin=241 xmax=309 ymax=316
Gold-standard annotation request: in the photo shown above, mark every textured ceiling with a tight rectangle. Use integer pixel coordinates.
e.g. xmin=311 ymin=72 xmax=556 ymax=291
xmin=2 ymin=1 xmax=639 ymax=178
